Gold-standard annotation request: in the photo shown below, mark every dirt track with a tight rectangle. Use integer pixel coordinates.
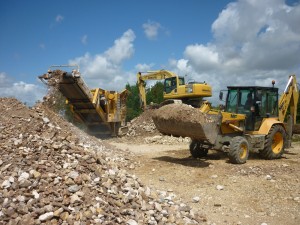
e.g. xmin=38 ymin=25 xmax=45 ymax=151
xmin=110 ymin=140 xmax=300 ymax=225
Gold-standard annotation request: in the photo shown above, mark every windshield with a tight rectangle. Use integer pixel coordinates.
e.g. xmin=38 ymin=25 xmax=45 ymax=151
xmin=226 ymin=89 xmax=254 ymax=114
xmin=164 ymin=77 xmax=177 ymax=93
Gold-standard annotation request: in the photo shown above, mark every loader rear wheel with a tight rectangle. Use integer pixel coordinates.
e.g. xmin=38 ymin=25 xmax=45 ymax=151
xmin=229 ymin=136 xmax=249 ymax=164
xmin=189 ymin=140 xmax=208 ymax=158
xmin=260 ymin=125 xmax=286 ymax=159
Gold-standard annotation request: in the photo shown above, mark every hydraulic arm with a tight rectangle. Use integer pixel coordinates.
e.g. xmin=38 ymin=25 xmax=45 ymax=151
xmin=278 ymin=75 xmax=299 ymax=124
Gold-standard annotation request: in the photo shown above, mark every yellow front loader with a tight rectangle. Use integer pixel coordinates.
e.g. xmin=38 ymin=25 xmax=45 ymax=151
xmin=153 ymin=74 xmax=298 ymax=164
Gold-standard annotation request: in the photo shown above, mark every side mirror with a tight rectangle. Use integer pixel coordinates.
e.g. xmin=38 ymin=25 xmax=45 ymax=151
xmin=219 ymin=91 xmax=223 ymax=100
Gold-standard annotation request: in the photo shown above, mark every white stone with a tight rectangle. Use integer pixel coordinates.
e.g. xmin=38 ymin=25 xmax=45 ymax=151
xmin=216 ymin=185 xmax=224 ymax=190
xmin=18 ymin=172 xmax=30 ymax=182
xmin=42 ymin=117 xmax=50 ymax=124
xmin=94 ymin=177 xmax=100 ymax=182
xmin=126 ymin=219 xmax=138 ymax=225
xmin=265 ymin=175 xmax=272 ymax=180
xmin=32 ymin=190 xmax=40 ymax=199
xmin=17 ymin=195 xmax=25 ymax=202
xmin=1 ymin=180 xmax=11 ymax=189
xmin=39 ymin=212 xmax=54 ymax=221
xmin=192 ymin=196 xmax=200 ymax=203
xmin=154 ymin=202 xmax=162 ymax=211
xmin=68 ymin=171 xmax=79 ymax=179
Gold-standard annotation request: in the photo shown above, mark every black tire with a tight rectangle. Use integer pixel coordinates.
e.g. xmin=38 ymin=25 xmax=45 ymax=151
xmin=229 ymin=136 xmax=249 ymax=164
xmin=260 ymin=125 xmax=286 ymax=159
xmin=189 ymin=140 xmax=208 ymax=158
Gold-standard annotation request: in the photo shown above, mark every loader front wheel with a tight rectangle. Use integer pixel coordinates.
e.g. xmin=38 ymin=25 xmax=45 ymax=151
xmin=260 ymin=125 xmax=286 ymax=159
xmin=229 ymin=136 xmax=249 ymax=164
xmin=189 ymin=140 xmax=208 ymax=158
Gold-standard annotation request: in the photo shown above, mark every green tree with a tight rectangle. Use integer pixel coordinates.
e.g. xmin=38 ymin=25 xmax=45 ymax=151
xmin=125 ymin=81 xmax=165 ymax=121
xmin=125 ymin=83 xmax=143 ymax=121
xmin=146 ymin=82 xmax=164 ymax=105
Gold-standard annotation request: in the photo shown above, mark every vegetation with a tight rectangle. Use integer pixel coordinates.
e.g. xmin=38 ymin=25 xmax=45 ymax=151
xmin=125 ymin=82 xmax=164 ymax=121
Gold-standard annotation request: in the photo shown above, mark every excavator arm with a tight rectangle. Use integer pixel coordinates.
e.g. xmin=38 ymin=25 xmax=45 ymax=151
xmin=137 ymin=70 xmax=176 ymax=110
xmin=278 ymin=75 xmax=299 ymax=124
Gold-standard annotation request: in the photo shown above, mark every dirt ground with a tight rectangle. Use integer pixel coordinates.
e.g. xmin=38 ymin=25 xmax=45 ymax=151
xmin=109 ymin=140 xmax=300 ymax=225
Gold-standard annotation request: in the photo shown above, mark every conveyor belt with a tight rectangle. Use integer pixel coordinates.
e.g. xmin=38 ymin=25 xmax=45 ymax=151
xmin=57 ymin=72 xmax=111 ymax=134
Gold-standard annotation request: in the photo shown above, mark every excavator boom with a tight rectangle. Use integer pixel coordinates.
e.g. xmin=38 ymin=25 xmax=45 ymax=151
xmin=137 ymin=70 xmax=176 ymax=109
xmin=278 ymin=75 xmax=298 ymax=124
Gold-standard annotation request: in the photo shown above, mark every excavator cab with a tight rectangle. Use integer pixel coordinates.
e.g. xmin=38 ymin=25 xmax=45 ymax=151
xmin=224 ymin=87 xmax=279 ymax=131
xmin=164 ymin=76 xmax=185 ymax=94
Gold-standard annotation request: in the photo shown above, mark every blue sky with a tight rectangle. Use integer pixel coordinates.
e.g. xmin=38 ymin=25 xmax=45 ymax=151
xmin=1 ymin=0 xmax=300 ymax=105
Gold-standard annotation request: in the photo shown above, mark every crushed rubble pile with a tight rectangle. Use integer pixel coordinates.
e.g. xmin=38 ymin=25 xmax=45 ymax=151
xmin=144 ymin=135 xmax=190 ymax=145
xmin=126 ymin=109 xmax=159 ymax=137
xmin=123 ymin=109 xmax=191 ymax=145
xmin=0 ymin=98 xmax=204 ymax=224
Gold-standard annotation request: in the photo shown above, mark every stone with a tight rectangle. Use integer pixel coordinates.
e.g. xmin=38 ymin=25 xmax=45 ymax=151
xmin=60 ymin=212 xmax=69 ymax=221
xmin=265 ymin=175 xmax=272 ymax=180
xmin=70 ymin=194 xmax=81 ymax=204
xmin=68 ymin=171 xmax=79 ymax=180
xmin=39 ymin=212 xmax=54 ymax=221
xmin=8 ymin=176 xmax=15 ymax=183
xmin=68 ymin=185 xmax=80 ymax=193
xmin=216 ymin=185 xmax=224 ymax=190
xmin=30 ymin=170 xmax=41 ymax=179
xmin=2 ymin=180 xmax=11 ymax=189
xmin=16 ymin=195 xmax=25 ymax=202
xmin=159 ymin=177 xmax=165 ymax=181
xmin=192 ymin=196 xmax=200 ymax=203
xmin=32 ymin=190 xmax=39 ymax=199
xmin=19 ymin=180 xmax=31 ymax=188
xmin=43 ymin=117 xmax=50 ymax=124
xmin=18 ymin=172 xmax=30 ymax=182
xmin=53 ymin=208 xmax=64 ymax=217
xmin=154 ymin=202 xmax=162 ymax=211
xmin=127 ymin=219 xmax=138 ymax=225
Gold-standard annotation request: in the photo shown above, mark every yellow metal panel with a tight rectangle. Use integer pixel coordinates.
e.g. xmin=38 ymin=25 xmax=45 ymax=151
xmin=249 ymin=118 xmax=284 ymax=135
xmin=220 ymin=112 xmax=246 ymax=134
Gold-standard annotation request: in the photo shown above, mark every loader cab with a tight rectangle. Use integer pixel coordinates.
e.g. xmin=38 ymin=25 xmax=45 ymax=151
xmin=225 ymin=86 xmax=279 ymax=131
xmin=164 ymin=76 xmax=185 ymax=94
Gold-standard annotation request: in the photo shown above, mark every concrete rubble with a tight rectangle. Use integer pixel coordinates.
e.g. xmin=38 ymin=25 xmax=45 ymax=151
xmin=123 ymin=109 xmax=191 ymax=145
xmin=0 ymin=98 xmax=205 ymax=224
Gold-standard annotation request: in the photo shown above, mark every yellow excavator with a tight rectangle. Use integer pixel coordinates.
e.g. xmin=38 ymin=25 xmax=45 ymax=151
xmin=39 ymin=65 xmax=128 ymax=137
xmin=153 ymin=74 xmax=298 ymax=164
xmin=137 ymin=70 xmax=212 ymax=109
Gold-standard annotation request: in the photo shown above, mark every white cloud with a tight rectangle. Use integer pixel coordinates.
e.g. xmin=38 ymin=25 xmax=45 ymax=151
xmin=169 ymin=0 xmax=300 ymax=105
xmin=69 ymin=29 xmax=136 ymax=90
xmin=104 ymin=29 xmax=135 ymax=64
xmin=55 ymin=14 xmax=64 ymax=23
xmin=0 ymin=72 xmax=46 ymax=106
xmin=135 ymin=63 xmax=154 ymax=72
xmin=81 ymin=35 xmax=88 ymax=45
xmin=143 ymin=20 xmax=162 ymax=40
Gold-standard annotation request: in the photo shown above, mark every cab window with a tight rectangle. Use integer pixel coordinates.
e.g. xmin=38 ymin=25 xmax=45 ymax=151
xmin=164 ymin=77 xmax=177 ymax=93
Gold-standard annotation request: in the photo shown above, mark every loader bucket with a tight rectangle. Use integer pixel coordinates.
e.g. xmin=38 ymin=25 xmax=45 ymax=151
xmin=152 ymin=104 xmax=220 ymax=145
